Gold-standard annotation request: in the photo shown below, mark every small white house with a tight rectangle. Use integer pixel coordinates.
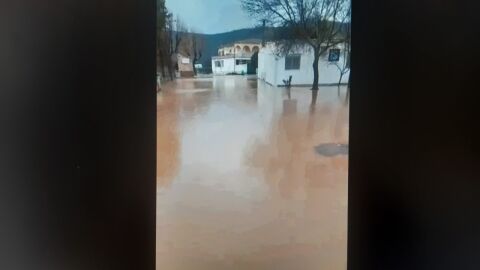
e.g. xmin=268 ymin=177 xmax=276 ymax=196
xmin=258 ymin=42 xmax=350 ymax=86
xmin=175 ymin=53 xmax=195 ymax=78
xmin=212 ymin=56 xmax=251 ymax=75
xmin=212 ymin=39 xmax=261 ymax=75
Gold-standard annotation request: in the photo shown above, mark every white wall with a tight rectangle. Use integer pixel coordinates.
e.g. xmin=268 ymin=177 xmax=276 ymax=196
xmin=236 ymin=64 xmax=248 ymax=74
xmin=258 ymin=44 xmax=350 ymax=86
xmin=259 ymin=50 xmax=278 ymax=85
xmin=258 ymin=52 xmax=266 ymax=79
xmin=212 ymin=58 xmax=233 ymax=75
xmin=212 ymin=57 xmax=249 ymax=75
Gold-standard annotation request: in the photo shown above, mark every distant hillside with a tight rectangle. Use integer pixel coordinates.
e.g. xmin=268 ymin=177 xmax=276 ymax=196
xmin=198 ymin=27 xmax=265 ymax=70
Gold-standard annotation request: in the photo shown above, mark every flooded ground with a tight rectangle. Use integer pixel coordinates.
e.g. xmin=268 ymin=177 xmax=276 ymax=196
xmin=156 ymin=76 xmax=349 ymax=270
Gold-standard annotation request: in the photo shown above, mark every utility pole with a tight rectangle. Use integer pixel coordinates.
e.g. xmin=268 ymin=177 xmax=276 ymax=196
xmin=262 ymin=19 xmax=266 ymax=47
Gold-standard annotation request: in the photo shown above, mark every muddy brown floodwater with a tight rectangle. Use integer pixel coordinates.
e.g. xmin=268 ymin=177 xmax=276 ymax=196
xmin=157 ymin=76 xmax=349 ymax=270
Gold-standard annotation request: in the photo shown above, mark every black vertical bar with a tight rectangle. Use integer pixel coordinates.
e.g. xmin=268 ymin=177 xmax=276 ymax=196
xmin=0 ymin=1 xmax=156 ymax=269
xmin=349 ymin=1 xmax=480 ymax=270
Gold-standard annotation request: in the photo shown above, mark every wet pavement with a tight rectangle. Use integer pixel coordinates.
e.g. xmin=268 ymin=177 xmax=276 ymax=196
xmin=157 ymin=76 xmax=349 ymax=270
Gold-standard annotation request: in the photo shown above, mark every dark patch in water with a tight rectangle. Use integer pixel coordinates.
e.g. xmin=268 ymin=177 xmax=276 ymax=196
xmin=193 ymin=81 xmax=213 ymax=89
xmin=315 ymin=143 xmax=349 ymax=157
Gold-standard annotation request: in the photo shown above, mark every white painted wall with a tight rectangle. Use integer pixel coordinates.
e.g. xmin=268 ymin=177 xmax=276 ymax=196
xmin=212 ymin=57 xmax=250 ymax=75
xmin=258 ymin=50 xmax=278 ymax=85
xmin=236 ymin=64 xmax=248 ymax=74
xmin=258 ymin=43 xmax=350 ymax=86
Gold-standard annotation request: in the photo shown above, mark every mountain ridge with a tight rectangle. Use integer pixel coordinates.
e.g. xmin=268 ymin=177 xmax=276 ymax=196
xmin=193 ymin=23 xmax=348 ymax=71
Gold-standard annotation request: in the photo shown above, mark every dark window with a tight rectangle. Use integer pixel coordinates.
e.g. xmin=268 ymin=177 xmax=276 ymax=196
xmin=236 ymin=59 xmax=248 ymax=65
xmin=285 ymin=55 xmax=301 ymax=70
xmin=328 ymin=49 xmax=341 ymax=62
xmin=215 ymin=60 xmax=223 ymax=67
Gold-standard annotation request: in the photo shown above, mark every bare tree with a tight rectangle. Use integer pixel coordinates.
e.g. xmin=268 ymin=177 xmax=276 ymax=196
xmin=241 ymin=0 xmax=350 ymax=90
xmin=164 ymin=14 xmax=188 ymax=79
xmin=169 ymin=15 xmax=187 ymax=56
xmin=184 ymin=30 xmax=205 ymax=75
xmin=333 ymin=5 xmax=351 ymax=88
xmin=156 ymin=0 xmax=169 ymax=79
xmin=156 ymin=4 xmax=194 ymax=81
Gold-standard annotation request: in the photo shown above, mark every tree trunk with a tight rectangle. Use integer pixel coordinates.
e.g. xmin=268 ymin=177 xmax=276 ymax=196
xmin=169 ymin=64 xmax=174 ymax=80
xmin=337 ymin=72 xmax=344 ymax=97
xmin=168 ymin=55 xmax=174 ymax=80
xmin=311 ymin=86 xmax=319 ymax=106
xmin=345 ymin=75 xmax=351 ymax=104
xmin=161 ymin=66 xmax=165 ymax=79
xmin=192 ymin=59 xmax=197 ymax=76
xmin=312 ymin=52 xmax=320 ymax=91
xmin=158 ymin=50 xmax=166 ymax=78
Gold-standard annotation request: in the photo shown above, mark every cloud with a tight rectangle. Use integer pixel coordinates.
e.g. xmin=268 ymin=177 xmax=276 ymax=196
xmin=166 ymin=0 xmax=255 ymax=34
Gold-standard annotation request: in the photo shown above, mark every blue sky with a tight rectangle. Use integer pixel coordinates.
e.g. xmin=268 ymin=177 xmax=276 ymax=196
xmin=165 ymin=0 xmax=257 ymax=34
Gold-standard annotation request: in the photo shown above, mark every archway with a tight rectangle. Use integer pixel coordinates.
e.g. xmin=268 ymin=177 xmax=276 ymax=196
xmin=243 ymin=46 xmax=251 ymax=53
xmin=252 ymin=46 xmax=260 ymax=53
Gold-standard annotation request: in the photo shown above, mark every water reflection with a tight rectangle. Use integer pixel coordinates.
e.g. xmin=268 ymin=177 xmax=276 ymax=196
xmin=156 ymin=92 xmax=180 ymax=188
xmin=311 ymin=89 xmax=319 ymax=107
xmin=283 ymin=99 xmax=297 ymax=115
xmin=157 ymin=76 xmax=349 ymax=270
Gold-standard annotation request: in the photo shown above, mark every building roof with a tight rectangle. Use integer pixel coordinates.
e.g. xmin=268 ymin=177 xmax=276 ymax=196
xmin=219 ymin=39 xmax=263 ymax=49
xmin=212 ymin=55 xmax=251 ymax=60
xmin=175 ymin=52 xmax=192 ymax=59
xmin=263 ymin=40 xmax=346 ymax=49
xmin=235 ymin=39 xmax=262 ymax=44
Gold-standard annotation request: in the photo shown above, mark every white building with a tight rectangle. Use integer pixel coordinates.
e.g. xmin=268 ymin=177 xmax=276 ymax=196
xmin=212 ymin=39 xmax=261 ymax=75
xmin=258 ymin=42 xmax=350 ymax=86
xmin=174 ymin=53 xmax=194 ymax=78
